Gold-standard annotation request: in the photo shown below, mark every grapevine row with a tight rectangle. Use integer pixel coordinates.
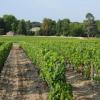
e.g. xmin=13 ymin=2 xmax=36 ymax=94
xmin=0 ymin=42 xmax=12 ymax=73
xmin=21 ymin=42 xmax=73 ymax=100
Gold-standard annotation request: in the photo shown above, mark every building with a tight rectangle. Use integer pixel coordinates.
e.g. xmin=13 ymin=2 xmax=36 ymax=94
xmin=6 ymin=31 xmax=15 ymax=36
xmin=31 ymin=27 xmax=40 ymax=32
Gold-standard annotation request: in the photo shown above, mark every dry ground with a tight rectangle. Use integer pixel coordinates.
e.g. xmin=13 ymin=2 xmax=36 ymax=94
xmin=0 ymin=43 xmax=48 ymax=100
xmin=66 ymin=69 xmax=100 ymax=100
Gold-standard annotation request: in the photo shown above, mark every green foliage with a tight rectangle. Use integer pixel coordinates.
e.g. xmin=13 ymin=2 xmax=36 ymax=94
xmin=56 ymin=19 xmax=70 ymax=36
xmin=17 ymin=20 xmax=27 ymax=35
xmin=31 ymin=22 xmax=41 ymax=27
xmin=21 ymin=41 xmax=73 ymax=100
xmin=0 ymin=36 xmax=100 ymax=99
xmin=0 ymin=15 xmax=33 ymax=35
xmin=0 ymin=42 xmax=12 ymax=72
xmin=0 ymin=18 xmax=5 ymax=34
xmin=26 ymin=20 xmax=32 ymax=35
xmin=83 ymin=13 xmax=97 ymax=37
xmin=69 ymin=22 xmax=84 ymax=36
xmin=3 ymin=15 xmax=17 ymax=32
xmin=96 ymin=20 xmax=100 ymax=37
xmin=0 ymin=28 xmax=5 ymax=35
xmin=11 ymin=22 xmax=18 ymax=33
xmin=0 ymin=13 xmax=100 ymax=36
xmin=41 ymin=18 xmax=56 ymax=36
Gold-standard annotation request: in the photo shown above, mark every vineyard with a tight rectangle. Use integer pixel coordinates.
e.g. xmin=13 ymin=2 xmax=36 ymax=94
xmin=0 ymin=36 xmax=100 ymax=100
xmin=0 ymin=42 xmax=12 ymax=72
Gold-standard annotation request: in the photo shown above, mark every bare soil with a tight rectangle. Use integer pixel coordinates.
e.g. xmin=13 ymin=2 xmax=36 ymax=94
xmin=66 ymin=69 xmax=100 ymax=100
xmin=0 ymin=43 xmax=48 ymax=100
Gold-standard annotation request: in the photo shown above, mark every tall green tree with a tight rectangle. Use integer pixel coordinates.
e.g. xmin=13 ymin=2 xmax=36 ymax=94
xmin=41 ymin=18 xmax=56 ymax=36
xmin=96 ymin=20 xmax=100 ymax=36
xmin=26 ymin=20 xmax=32 ymax=35
xmin=3 ymin=15 xmax=17 ymax=32
xmin=83 ymin=13 xmax=97 ymax=37
xmin=56 ymin=19 xmax=70 ymax=36
xmin=70 ymin=22 xmax=84 ymax=36
xmin=56 ymin=20 xmax=62 ymax=36
xmin=11 ymin=22 xmax=18 ymax=33
xmin=0 ymin=18 xmax=5 ymax=35
xmin=49 ymin=20 xmax=56 ymax=35
xmin=32 ymin=22 xmax=41 ymax=27
xmin=41 ymin=18 xmax=49 ymax=35
xmin=17 ymin=20 xmax=26 ymax=35
xmin=61 ymin=19 xmax=70 ymax=36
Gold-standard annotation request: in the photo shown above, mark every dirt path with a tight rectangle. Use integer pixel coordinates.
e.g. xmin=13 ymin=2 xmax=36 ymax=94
xmin=0 ymin=43 xmax=48 ymax=100
xmin=66 ymin=69 xmax=100 ymax=100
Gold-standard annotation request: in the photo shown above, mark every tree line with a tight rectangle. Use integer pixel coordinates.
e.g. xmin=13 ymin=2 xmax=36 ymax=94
xmin=0 ymin=13 xmax=100 ymax=37
xmin=0 ymin=15 xmax=33 ymax=35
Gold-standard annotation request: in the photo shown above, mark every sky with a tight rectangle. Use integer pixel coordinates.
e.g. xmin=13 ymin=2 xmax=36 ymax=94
xmin=0 ymin=0 xmax=100 ymax=22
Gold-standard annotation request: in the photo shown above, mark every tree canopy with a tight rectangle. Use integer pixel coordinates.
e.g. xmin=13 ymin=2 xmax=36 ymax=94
xmin=83 ymin=13 xmax=97 ymax=37
xmin=0 ymin=13 xmax=99 ymax=37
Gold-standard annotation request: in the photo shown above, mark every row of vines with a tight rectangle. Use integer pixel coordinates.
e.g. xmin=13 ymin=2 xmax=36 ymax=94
xmin=0 ymin=42 xmax=12 ymax=72
xmin=0 ymin=36 xmax=100 ymax=100
xmin=21 ymin=42 xmax=73 ymax=100
xmin=20 ymin=38 xmax=100 ymax=99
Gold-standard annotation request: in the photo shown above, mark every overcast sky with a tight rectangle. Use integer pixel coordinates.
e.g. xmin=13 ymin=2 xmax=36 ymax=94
xmin=0 ymin=0 xmax=100 ymax=22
